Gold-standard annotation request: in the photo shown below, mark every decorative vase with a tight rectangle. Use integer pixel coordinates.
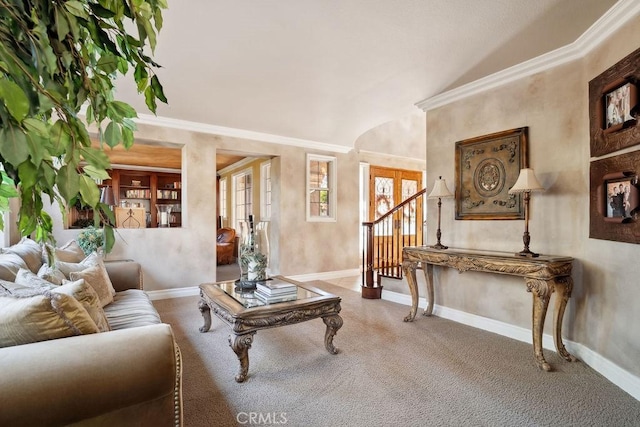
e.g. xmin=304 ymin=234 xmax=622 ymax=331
xmin=157 ymin=205 xmax=172 ymax=227
xmin=238 ymin=216 xmax=269 ymax=286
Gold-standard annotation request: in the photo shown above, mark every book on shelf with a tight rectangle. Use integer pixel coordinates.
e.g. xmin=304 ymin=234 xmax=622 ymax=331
xmin=254 ymin=289 xmax=297 ymax=303
xmin=256 ymin=279 xmax=297 ymax=295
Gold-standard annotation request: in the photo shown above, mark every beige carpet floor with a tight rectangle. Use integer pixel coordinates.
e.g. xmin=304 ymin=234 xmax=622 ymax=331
xmin=154 ymin=281 xmax=640 ymax=427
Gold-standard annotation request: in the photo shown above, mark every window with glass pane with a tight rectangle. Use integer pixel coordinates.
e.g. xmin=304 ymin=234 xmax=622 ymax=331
xmin=261 ymin=161 xmax=271 ymax=220
xmin=233 ymin=171 xmax=252 ymax=230
xmin=306 ymin=154 xmax=336 ymax=222
xmin=220 ymin=178 xmax=227 ymax=221
xmin=374 ymin=176 xmax=394 ymax=236
xmin=402 ymin=179 xmax=417 ymax=234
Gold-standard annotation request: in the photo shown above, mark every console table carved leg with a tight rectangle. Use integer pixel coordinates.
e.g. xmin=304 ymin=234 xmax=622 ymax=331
xmin=229 ymin=332 xmax=255 ymax=383
xmin=322 ymin=314 xmax=343 ymax=354
xmin=527 ymin=279 xmax=552 ymax=371
xmin=403 ymin=260 xmax=434 ymax=321
xmin=423 ymin=263 xmax=434 ymax=317
xmin=553 ymin=277 xmax=577 ymax=362
xmin=198 ymin=299 xmax=212 ymax=333
xmin=402 ymin=260 xmax=420 ymax=321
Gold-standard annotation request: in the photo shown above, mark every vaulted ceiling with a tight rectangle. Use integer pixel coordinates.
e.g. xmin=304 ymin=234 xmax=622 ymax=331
xmin=115 ymin=0 xmax=618 ymax=149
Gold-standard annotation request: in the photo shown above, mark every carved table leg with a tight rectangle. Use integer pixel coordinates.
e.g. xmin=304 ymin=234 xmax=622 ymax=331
xmin=423 ymin=263 xmax=434 ymax=317
xmin=322 ymin=314 xmax=343 ymax=354
xmin=229 ymin=332 xmax=255 ymax=383
xmin=527 ymin=279 xmax=552 ymax=371
xmin=402 ymin=260 xmax=419 ymax=322
xmin=198 ymin=299 xmax=212 ymax=333
xmin=553 ymin=277 xmax=577 ymax=362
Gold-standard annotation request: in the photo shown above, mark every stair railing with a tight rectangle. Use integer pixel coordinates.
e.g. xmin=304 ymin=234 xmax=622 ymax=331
xmin=362 ymin=188 xmax=427 ymax=297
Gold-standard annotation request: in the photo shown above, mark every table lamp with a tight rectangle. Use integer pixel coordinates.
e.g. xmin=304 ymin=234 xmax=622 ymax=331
xmin=508 ymin=168 xmax=545 ymax=257
xmin=428 ymin=176 xmax=454 ymax=249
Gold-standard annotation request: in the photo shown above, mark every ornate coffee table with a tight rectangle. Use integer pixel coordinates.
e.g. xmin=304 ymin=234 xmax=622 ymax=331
xmin=198 ymin=276 xmax=343 ymax=382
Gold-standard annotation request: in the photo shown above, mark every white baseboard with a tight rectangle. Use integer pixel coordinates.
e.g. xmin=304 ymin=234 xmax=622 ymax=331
xmin=382 ymin=290 xmax=640 ymax=402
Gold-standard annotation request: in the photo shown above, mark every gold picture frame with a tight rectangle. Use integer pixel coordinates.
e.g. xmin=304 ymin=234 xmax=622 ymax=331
xmin=455 ymin=127 xmax=528 ymax=220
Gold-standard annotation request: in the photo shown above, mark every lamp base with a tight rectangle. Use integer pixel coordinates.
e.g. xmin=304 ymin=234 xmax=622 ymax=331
xmin=515 ymin=249 xmax=540 ymax=258
xmin=430 ymin=243 xmax=448 ymax=250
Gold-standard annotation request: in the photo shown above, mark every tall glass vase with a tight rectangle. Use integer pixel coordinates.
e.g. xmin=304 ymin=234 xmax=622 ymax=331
xmin=238 ymin=216 xmax=269 ymax=286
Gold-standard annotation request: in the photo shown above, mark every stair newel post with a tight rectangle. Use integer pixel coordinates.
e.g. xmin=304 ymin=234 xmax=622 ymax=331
xmin=362 ymin=221 xmax=383 ymax=299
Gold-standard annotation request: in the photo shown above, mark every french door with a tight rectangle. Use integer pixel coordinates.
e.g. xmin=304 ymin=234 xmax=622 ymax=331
xmin=368 ymin=166 xmax=423 ymax=272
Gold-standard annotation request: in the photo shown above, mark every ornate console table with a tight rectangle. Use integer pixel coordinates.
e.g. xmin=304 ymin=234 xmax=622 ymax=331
xmin=401 ymin=246 xmax=576 ymax=371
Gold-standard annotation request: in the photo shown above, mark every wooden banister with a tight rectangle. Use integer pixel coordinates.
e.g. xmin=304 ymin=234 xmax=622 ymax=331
xmin=362 ymin=188 xmax=427 ymax=298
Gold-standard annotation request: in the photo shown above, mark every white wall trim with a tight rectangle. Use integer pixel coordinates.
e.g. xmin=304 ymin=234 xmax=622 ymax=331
xmin=382 ymin=290 xmax=640 ymax=402
xmin=134 ymin=114 xmax=352 ymax=154
xmin=415 ymin=0 xmax=640 ymax=112
xmin=217 ymin=157 xmax=259 ymax=176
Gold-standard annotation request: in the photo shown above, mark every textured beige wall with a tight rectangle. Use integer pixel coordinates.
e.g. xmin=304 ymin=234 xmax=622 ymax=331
xmin=424 ymin=16 xmax=640 ymax=377
xmin=49 ymin=124 xmax=361 ymax=289
xmin=355 ymin=110 xmax=426 ymax=162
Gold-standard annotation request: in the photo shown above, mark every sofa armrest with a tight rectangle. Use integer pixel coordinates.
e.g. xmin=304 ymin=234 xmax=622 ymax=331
xmin=0 ymin=324 xmax=182 ymax=426
xmin=104 ymin=260 xmax=143 ymax=291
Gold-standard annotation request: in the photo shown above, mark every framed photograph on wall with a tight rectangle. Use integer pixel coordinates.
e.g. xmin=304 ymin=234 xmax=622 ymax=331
xmin=604 ymin=82 xmax=637 ymax=132
xmin=590 ymin=150 xmax=640 ymax=243
xmin=454 ymin=127 xmax=528 ymax=220
xmin=604 ymin=176 xmax=637 ymax=219
xmin=589 ymin=47 xmax=640 ymax=157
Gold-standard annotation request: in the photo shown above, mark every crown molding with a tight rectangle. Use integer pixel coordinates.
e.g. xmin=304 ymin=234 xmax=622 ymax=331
xmin=416 ymin=0 xmax=640 ymax=112
xmin=134 ymin=114 xmax=352 ymax=154
xmin=217 ymin=156 xmax=261 ymax=176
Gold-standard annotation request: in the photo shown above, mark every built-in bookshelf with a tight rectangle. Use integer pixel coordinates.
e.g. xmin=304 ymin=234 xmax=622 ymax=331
xmin=68 ymin=168 xmax=182 ymax=228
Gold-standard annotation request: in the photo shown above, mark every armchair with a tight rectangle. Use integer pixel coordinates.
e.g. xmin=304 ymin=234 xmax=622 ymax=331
xmin=217 ymin=227 xmax=236 ymax=265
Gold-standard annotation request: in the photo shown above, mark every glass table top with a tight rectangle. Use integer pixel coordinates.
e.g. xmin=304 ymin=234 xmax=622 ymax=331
xmin=216 ymin=279 xmax=321 ymax=309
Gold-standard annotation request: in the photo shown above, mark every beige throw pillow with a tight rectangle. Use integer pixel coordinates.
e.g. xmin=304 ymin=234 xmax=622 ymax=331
xmin=53 ymin=279 xmax=111 ymax=332
xmin=0 ymin=287 xmax=99 ymax=348
xmin=0 ymin=253 xmax=28 ymax=282
xmin=55 ymin=252 xmax=102 ymax=277
xmin=53 ymin=240 xmax=86 ymax=263
xmin=37 ymin=264 xmax=66 ymax=285
xmin=0 ymin=279 xmax=31 ymax=293
xmin=69 ymin=264 xmax=115 ymax=307
xmin=2 ymin=237 xmax=43 ymax=273
xmin=15 ymin=268 xmax=57 ymax=290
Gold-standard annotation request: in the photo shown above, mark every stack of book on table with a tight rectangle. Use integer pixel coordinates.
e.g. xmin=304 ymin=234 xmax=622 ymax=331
xmin=255 ymin=279 xmax=298 ymax=303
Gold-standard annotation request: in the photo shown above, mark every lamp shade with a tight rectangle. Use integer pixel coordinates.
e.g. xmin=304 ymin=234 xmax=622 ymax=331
xmin=100 ymin=186 xmax=116 ymax=206
xmin=508 ymin=168 xmax=545 ymax=194
xmin=428 ymin=176 xmax=454 ymax=199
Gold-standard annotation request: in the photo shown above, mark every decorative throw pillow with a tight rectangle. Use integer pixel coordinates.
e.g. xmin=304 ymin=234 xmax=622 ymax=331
xmin=53 ymin=279 xmax=111 ymax=332
xmin=55 ymin=252 xmax=103 ymax=277
xmin=1 ymin=237 xmax=43 ymax=273
xmin=0 ymin=287 xmax=99 ymax=348
xmin=69 ymin=264 xmax=115 ymax=307
xmin=0 ymin=253 xmax=29 ymax=282
xmin=37 ymin=264 xmax=67 ymax=286
xmin=0 ymin=279 xmax=31 ymax=294
xmin=15 ymin=268 xmax=57 ymax=290
xmin=52 ymin=240 xmax=86 ymax=263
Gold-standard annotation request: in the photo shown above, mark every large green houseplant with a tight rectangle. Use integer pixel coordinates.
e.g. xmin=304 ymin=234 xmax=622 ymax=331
xmin=0 ymin=0 xmax=168 ymax=253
